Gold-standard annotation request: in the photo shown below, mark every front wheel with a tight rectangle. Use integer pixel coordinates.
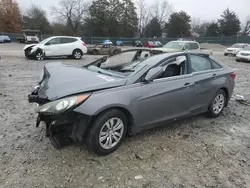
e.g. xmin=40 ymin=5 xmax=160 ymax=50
xmin=73 ymin=49 xmax=83 ymax=60
xmin=85 ymin=109 xmax=127 ymax=156
xmin=35 ymin=50 xmax=44 ymax=61
xmin=207 ymin=89 xmax=226 ymax=117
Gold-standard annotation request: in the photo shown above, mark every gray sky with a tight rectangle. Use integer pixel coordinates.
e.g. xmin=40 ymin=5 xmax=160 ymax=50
xmin=17 ymin=0 xmax=250 ymax=23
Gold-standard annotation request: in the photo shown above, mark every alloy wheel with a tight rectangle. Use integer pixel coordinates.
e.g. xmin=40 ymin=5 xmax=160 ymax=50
xmin=99 ymin=117 xmax=124 ymax=150
xmin=36 ymin=52 xmax=44 ymax=60
xmin=212 ymin=94 xmax=225 ymax=114
xmin=74 ymin=51 xmax=82 ymax=59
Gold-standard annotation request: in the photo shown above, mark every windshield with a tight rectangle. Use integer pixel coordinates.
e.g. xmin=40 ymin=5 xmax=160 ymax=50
xmin=231 ymin=44 xmax=243 ymax=48
xmin=39 ymin=37 xmax=52 ymax=44
xmin=87 ymin=57 xmax=149 ymax=78
xmin=164 ymin=41 xmax=184 ymax=49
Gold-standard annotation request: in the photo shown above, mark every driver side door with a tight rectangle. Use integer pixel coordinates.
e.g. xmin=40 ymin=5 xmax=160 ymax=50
xmin=43 ymin=38 xmax=61 ymax=56
xmin=134 ymin=54 xmax=195 ymax=129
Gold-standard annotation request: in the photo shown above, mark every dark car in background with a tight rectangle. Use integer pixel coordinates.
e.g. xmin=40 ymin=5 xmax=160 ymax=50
xmin=132 ymin=40 xmax=143 ymax=47
xmin=0 ymin=35 xmax=11 ymax=43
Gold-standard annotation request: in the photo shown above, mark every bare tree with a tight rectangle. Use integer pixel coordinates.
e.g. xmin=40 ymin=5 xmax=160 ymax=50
xmin=151 ymin=0 xmax=172 ymax=26
xmin=51 ymin=0 xmax=90 ymax=35
xmin=242 ymin=16 xmax=250 ymax=36
xmin=136 ymin=0 xmax=151 ymax=37
xmin=191 ymin=17 xmax=201 ymax=32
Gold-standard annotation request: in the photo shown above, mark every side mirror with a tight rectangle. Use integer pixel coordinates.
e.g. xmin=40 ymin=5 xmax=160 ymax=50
xmin=144 ymin=67 xmax=164 ymax=82
xmin=45 ymin=42 xmax=51 ymax=46
xmin=182 ymin=46 xmax=186 ymax=51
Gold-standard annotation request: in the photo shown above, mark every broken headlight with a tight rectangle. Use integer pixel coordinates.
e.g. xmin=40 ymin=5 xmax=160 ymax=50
xmin=36 ymin=94 xmax=90 ymax=115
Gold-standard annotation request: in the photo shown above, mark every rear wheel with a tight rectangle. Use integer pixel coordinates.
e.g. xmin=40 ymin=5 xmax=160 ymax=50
xmin=207 ymin=89 xmax=226 ymax=117
xmin=73 ymin=49 xmax=83 ymax=60
xmin=92 ymin=50 xmax=98 ymax=55
xmin=85 ymin=109 xmax=127 ymax=156
xmin=236 ymin=59 xmax=240 ymax=62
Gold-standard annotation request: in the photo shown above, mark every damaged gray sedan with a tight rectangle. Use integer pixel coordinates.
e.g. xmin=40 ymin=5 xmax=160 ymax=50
xmin=28 ymin=49 xmax=235 ymax=155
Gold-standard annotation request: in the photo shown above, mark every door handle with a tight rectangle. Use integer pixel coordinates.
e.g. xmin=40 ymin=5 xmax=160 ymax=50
xmin=212 ymin=74 xmax=217 ymax=78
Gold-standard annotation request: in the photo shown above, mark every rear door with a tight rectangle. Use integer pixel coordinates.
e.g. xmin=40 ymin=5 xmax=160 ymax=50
xmin=101 ymin=44 xmax=111 ymax=55
xmin=59 ymin=37 xmax=78 ymax=55
xmin=188 ymin=54 xmax=223 ymax=113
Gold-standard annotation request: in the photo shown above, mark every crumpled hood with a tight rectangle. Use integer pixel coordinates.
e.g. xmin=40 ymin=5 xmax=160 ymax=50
xmin=153 ymin=47 xmax=182 ymax=53
xmin=23 ymin=44 xmax=41 ymax=51
xmin=38 ymin=62 xmax=126 ymax=100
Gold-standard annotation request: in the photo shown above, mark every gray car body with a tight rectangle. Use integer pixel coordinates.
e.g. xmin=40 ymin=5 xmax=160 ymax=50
xmin=38 ymin=51 xmax=235 ymax=134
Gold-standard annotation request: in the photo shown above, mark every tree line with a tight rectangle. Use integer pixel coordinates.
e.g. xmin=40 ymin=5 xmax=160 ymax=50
xmin=0 ymin=0 xmax=250 ymax=38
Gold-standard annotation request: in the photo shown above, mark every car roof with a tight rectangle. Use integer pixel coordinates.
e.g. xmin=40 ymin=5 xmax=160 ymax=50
xmin=48 ymin=36 xmax=81 ymax=39
xmin=170 ymin=40 xmax=199 ymax=44
xmin=141 ymin=51 xmax=209 ymax=66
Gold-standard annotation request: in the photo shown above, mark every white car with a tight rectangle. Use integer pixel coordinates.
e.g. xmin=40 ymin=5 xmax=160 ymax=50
xmin=236 ymin=45 xmax=250 ymax=62
xmin=224 ymin=43 xmax=249 ymax=56
xmin=153 ymin=40 xmax=200 ymax=53
xmin=23 ymin=36 xmax=87 ymax=60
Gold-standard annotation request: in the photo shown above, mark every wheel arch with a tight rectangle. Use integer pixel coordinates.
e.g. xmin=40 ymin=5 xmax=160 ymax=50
xmin=72 ymin=48 xmax=83 ymax=55
xmin=220 ymin=87 xmax=229 ymax=106
xmin=85 ymin=106 xmax=135 ymax=137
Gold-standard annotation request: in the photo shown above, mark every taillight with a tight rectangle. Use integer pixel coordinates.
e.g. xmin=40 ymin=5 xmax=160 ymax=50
xmin=230 ymin=72 xmax=236 ymax=79
xmin=82 ymin=41 xmax=86 ymax=46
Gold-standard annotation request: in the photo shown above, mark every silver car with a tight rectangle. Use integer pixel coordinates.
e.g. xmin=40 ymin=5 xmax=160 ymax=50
xmin=28 ymin=49 xmax=236 ymax=155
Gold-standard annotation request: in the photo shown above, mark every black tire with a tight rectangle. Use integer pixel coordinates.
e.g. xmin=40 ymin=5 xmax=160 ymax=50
xmin=236 ymin=59 xmax=240 ymax=62
xmin=85 ymin=109 xmax=128 ymax=156
xmin=207 ymin=89 xmax=226 ymax=117
xmin=224 ymin=53 xmax=228 ymax=56
xmin=73 ymin=49 xmax=83 ymax=60
xmin=92 ymin=50 xmax=98 ymax=55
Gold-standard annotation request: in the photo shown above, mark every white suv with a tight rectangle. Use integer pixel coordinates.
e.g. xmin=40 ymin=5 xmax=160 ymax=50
xmin=23 ymin=36 xmax=87 ymax=60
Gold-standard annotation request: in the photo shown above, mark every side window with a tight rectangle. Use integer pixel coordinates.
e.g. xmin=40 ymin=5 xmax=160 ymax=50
xmin=103 ymin=44 xmax=110 ymax=48
xmin=184 ymin=43 xmax=191 ymax=50
xmin=60 ymin=38 xmax=77 ymax=44
xmin=157 ymin=55 xmax=187 ymax=79
xmin=47 ymin=38 xmax=60 ymax=45
xmin=190 ymin=55 xmax=212 ymax=72
xmin=190 ymin=43 xmax=199 ymax=50
xmin=210 ymin=59 xmax=222 ymax=69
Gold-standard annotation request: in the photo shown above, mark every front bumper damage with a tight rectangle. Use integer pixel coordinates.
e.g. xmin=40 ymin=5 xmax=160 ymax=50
xmin=37 ymin=112 xmax=91 ymax=149
xmin=28 ymin=91 xmax=91 ymax=149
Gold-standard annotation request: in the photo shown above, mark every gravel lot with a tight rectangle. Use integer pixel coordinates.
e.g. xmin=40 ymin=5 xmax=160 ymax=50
xmin=0 ymin=43 xmax=250 ymax=188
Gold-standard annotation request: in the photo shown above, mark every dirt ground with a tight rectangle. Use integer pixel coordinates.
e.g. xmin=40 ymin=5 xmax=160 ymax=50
xmin=0 ymin=43 xmax=250 ymax=188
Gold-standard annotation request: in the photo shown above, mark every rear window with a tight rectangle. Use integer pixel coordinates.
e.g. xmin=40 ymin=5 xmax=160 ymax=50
xmin=190 ymin=43 xmax=199 ymax=49
xmin=60 ymin=38 xmax=77 ymax=44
